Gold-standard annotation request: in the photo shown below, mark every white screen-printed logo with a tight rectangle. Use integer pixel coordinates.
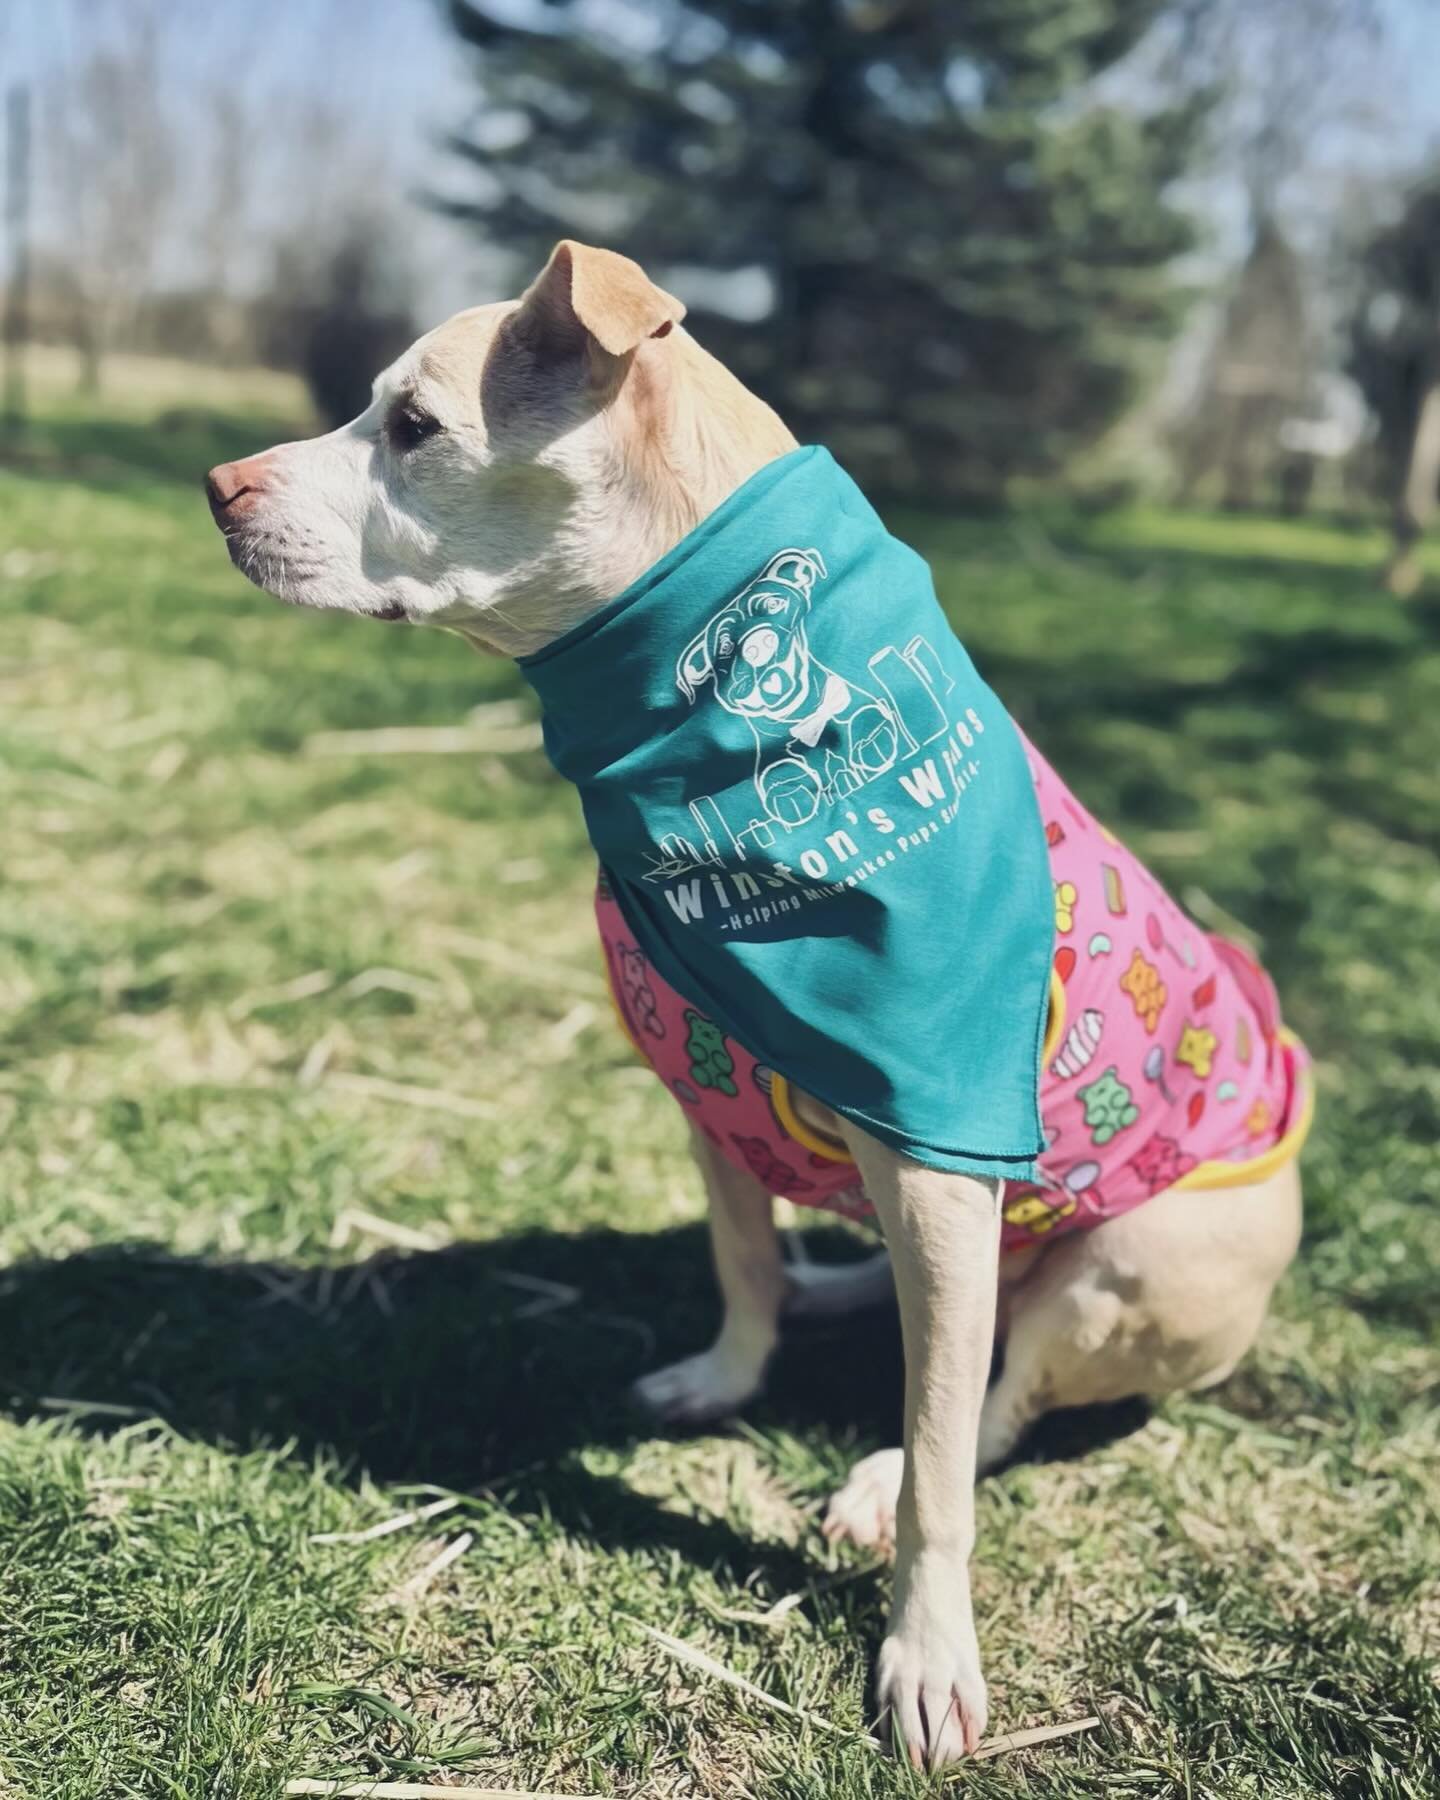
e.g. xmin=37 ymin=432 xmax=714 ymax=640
xmin=656 ymin=547 xmax=960 ymax=875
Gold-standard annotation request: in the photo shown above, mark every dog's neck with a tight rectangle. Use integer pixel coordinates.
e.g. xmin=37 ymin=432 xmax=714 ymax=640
xmin=454 ymin=330 xmax=798 ymax=659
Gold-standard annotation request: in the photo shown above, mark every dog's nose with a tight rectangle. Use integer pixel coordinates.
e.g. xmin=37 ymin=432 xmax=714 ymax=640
xmin=205 ymin=454 xmax=271 ymax=526
xmin=743 ymin=628 xmax=780 ymax=666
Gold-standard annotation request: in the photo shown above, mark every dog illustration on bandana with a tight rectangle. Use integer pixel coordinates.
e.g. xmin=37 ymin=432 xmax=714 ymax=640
xmin=676 ymin=547 xmax=900 ymax=828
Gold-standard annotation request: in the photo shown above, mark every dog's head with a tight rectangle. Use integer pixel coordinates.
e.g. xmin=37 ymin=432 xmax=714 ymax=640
xmin=676 ymin=549 xmax=828 ymax=722
xmin=205 ymin=241 xmax=794 ymax=656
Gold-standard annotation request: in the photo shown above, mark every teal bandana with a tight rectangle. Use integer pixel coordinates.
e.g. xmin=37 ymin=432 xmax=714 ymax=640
xmin=519 ymin=446 xmax=1054 ymax=1178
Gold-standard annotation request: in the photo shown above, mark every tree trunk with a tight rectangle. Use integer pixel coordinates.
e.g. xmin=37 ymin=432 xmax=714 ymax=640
xmin=1385 ymin=335 xmax=1440 ymax=597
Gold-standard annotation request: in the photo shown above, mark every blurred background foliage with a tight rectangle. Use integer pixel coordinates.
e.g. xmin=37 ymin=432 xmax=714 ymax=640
xmin=442 ymin=0 xmax=1205 ymax=500
xmin=1 ymin=0 xmax=1439 ymax=582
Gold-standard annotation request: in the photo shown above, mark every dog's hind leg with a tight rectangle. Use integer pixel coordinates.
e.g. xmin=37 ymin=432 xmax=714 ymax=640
xmin=633 ymin=1126 xmax=785 ymax=1424
xmin=976 ymin=1158 xmax=1303 ymax=1471
xmin=825 ymin=1162 xmax=1302 ymax=1560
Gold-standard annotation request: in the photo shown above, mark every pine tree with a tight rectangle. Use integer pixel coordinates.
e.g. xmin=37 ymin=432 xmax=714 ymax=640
xmin=441 ymin=0 xmax=1202 ymax=500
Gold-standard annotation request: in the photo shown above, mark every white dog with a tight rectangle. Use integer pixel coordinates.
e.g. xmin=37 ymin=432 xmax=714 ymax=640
xmin=208 ymin=241 xmax=1302 ymax=1769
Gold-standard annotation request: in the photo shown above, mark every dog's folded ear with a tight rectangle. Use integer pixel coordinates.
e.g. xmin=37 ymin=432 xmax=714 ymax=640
xmin=676 ymin=626 xmax=715 ymax=700
xmin=515 ymin=241 xmax=686 ymax=361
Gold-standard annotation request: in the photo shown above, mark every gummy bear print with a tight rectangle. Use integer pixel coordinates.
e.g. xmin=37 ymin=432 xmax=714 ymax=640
xmin=1120 ymin=948 xmax=1167 ymax=1033
xmin=1126 ymin=1133 xmax=1197 ymax=1195
xmin=1076 ymin=1065 xmax=1140 ymax=1145
xmin=730 ymin=1133 xmax=814 ymax=1194
xmin=684 ymin=1009 xmax=738 ymax=1097
xmin=1175 ymin=1023 xmax=1218 ymax=1080
xmin=1003 ymin=1188 xmax=1077 ymax=1235
xmin=617 ymin=943 xmax=665 ymax=1039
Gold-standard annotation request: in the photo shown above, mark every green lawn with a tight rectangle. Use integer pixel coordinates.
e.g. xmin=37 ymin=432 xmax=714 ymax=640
xmin=1 ymin=367 xmax=1438 ymax=1798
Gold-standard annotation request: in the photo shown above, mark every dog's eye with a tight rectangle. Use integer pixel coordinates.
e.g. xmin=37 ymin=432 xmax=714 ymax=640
xmin=388 ymin=403 xmax=444 ymax=452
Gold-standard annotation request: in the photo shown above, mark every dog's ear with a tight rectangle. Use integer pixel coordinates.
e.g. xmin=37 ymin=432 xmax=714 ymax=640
xmin=764 ymin=548 xmax=828 ymax=598
xmin=676 ymin=628 xmax=714 ymax=701
xmin=515 ymin=241 xmax=686 ymax=360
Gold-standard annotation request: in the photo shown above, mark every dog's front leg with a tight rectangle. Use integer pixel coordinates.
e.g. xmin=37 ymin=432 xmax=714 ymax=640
xmin=633 ymin=1126 xmax=784 ymax=1424
xmin=839 ymin=1128 xmax=1000 ymax=1767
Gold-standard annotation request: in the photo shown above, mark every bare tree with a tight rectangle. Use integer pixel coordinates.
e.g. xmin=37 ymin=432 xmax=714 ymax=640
xmin=1159 ymin=0 xmax=1385 ymax=234
xmin=45 ymin=0 xmax=176 ymax=388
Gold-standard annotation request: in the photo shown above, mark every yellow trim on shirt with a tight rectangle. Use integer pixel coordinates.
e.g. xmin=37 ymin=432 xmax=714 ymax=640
xmin=1041 ymin=967 xmax=1066 ymax=1069
xmin=770 ymin=1074 xmax=855 ymax=1162
xmin=606 ymin=940 xmax=1309 ymax=1196
xmin=1169 ymin=1030 xmax=1314 ymax=1191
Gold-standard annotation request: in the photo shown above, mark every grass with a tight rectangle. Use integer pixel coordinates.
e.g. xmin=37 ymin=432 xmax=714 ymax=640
xmin=1 ymin=357 xmax=1438 ymax=1798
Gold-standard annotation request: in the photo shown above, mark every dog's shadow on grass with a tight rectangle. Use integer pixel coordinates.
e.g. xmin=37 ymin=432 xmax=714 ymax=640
xmin=0 ymin=1226 xmax=1147 ymax=1576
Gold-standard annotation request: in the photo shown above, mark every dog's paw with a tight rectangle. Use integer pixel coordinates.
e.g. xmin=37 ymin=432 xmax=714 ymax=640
xmin=878 ymin=1550 xmax=988 ymax=1769
xmin=821 ymin=1447 xmax=904 ymax=1557
xmin=632 ymin=1346 xmax=765 ymax=1426
xmin=759 ymin=759 xmax=823 ymax=827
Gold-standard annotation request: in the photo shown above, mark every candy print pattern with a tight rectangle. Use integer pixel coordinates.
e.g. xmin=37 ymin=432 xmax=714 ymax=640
xmin=1004 ymin=1189 xmax=1076 ymax=1234
xmin=1050 ymin=1008 xmax=1104 ymax=1080
xmin=1077 ymin=1066 xmax=1140 ymax=1145
xmin=1120 ymin=949 xmax=1167 ymax=1033
xmin=615 ymin=943 xmax=665 ymax=1039
xmin=1127 ymin=1133 xmax=1197 ymax=1195
xmin=595 ymin=729 xmax=1309 ymax=1254
xmin=730 ymin=1133 xmax=815 ymax=1193
xmin=1176 ymin=1023 xmax=1218 ymax=1079
xmin=684 ymin=1010 xmax=738 ymax=1097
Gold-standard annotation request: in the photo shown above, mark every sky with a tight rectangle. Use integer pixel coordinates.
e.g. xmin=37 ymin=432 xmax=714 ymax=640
xmin=4 ymin=0 xmax=1440 ymax=328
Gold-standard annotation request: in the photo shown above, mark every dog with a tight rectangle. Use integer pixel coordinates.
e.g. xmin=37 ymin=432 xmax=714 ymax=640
xmin=207 ymin=240 xmax=1305 ymax=1769
xmin=676 ymin=547 xmax=900 ymax=827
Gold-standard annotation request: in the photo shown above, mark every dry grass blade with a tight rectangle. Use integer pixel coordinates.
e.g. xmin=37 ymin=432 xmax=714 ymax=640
xmin=968 ymin=1714 xmax=1102 ymax=1761
xmin=419 ymin=927 xmax=606 ymax=996
xmin=322 ymin=1072 xmax=497 ymax=1121
xmin=633 ymin=1620 xmax=881 ymax=1748
xmin=700 ymin=1591 xmax=806 ymax=1628
xmin=309 ymin=1497 xmax=459 ymax=1546
xmin=298 ymin=1032 xmax=339 ymax=1087
xmin=341 ymin=968 xmax=444 ymax=1003
xmin=544 ymin=1000 xmax=599 ymax=1055
xmin=492 ymin=1270 xmax=581 ymax=1320
xmin=38 ymin=1396 xmax=149 ymax=1420
xmin=228 ymin=969 xmax=336 ymax=1019
xmin=284 ymin=1784 xmax=602 ymax=1799
xmin=329 ymin=1209 xmax=449 ymax=1254
xmin=639 ymin=1623 xmax=1099 ymax=1765
xmin=382 ymin=1532 xmax=475 ymax=1607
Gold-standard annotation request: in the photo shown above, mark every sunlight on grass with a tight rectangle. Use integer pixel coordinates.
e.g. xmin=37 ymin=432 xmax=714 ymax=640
xmin=1089 ymin=504 xmax=1440 ymax=575
xmin=1 ymin=361 xmax=1437 ymax=1795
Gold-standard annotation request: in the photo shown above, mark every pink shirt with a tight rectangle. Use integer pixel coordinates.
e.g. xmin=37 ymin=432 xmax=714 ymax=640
xmin=598 ymin=733 xmax=1313 ymax=1251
